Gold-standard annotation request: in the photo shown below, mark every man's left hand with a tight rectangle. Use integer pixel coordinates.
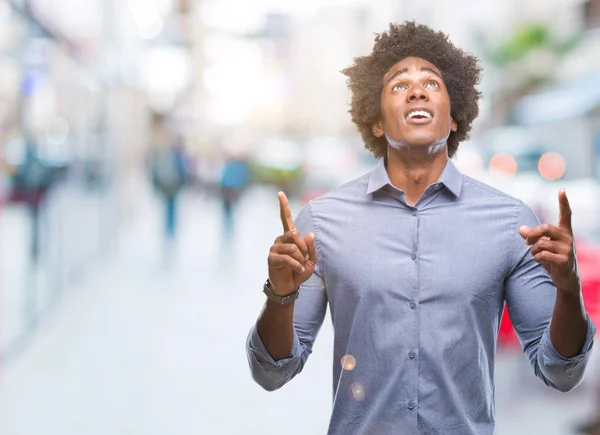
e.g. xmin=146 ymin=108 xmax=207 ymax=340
xmin=519 ymin=189 xmax=580 ymax=295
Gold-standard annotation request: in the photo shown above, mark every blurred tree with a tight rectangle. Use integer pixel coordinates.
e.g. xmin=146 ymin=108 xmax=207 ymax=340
xmin=486 ymin=24 xmax=579 ymax=68
xmin=477 ymin=22 xmax=583 ymax=125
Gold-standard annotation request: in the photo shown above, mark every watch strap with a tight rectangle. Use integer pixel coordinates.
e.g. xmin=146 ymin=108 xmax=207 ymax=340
xmin=263 ymin=279 xmax=299 ymax=305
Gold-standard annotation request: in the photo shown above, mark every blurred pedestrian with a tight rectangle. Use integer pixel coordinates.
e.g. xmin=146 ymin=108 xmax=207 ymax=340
xmin=149 ymin=119 xmax=187 ymax=247
xmin=11 ymin=142 xmax=56 ymax=261
xmin=245 ymin=22 xmax=595 ymax=435
xmin=219 ymin=155 xmax=250 ymax=238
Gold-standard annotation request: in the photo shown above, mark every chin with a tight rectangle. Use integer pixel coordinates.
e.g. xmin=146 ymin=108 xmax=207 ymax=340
xmin=412 ymin=137 xmax=438 ymax=147
xmin=386 ymin=131 xmax=447 ymax=152
xmin=389 ymin=138 xmax=434 ymax=150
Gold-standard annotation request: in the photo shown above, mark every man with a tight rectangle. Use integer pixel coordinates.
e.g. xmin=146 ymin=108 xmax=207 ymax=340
xmin=246 ymin=22 xmax=595 ymax=435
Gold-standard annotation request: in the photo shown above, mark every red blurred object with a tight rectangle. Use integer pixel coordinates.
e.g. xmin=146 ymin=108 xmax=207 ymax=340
xmin=301 ymin=188 xmax=328 ymax=205
xmin=498 ymin=238 xmax=600 ymax=349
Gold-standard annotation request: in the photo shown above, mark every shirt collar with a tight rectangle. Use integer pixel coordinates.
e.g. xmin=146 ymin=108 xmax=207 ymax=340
xmin=366 ymin=157 xmax=463 ymax=197
xmin=366 ymin=157 xmax=390 ymax=195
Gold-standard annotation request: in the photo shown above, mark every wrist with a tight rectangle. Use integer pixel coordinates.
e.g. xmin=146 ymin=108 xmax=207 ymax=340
xmin=267 ymin=278 xmax=298 ymax=296
xmin=265 ymin=298 xmax=295 ymax=312
xmin=263 ymin=279 xmax=299 ymax=305
xmin=557 ymin=279 xmax=582 ymax=298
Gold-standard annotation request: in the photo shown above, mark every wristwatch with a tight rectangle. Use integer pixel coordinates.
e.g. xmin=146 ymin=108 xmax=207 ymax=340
xmin=263 ymin=279 xmax=299 ymax=305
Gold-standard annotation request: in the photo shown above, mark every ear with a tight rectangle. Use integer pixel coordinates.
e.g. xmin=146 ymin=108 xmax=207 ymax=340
xmin=451 ymin=119 xmax=457 ymax=132
xmin=372 ymin=121 xmax=384 ymax=138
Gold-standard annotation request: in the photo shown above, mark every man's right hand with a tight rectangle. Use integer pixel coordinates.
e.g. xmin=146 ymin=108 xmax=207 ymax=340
xmin=267 ymin=191 xmax=318 ymax=295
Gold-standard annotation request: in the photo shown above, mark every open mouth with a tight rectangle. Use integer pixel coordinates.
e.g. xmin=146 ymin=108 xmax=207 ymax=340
xmin=405 ymin=109 xmax=433 ymax=121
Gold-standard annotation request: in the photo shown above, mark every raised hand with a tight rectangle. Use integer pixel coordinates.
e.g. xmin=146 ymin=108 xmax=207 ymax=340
xmin=267 ymin=192 xmax=318 ymax=295
xmin=519 ymin=189 xmax=580 ymax=295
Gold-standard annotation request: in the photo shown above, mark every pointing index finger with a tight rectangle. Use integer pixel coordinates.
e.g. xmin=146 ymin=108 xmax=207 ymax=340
xmin=558 ymin=188 xmax=572 ymax=231
xmin=278 ymin=191 xmax=295 ymax=232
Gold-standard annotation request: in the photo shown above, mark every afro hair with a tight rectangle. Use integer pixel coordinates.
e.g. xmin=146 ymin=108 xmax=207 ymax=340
xmin=342 ymin=21 xmax=482 ymax=158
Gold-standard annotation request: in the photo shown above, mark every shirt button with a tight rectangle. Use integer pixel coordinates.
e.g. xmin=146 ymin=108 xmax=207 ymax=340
xmin=409 ymin=351 xmax=416 ymax=359
xmin=411 ymin=210 xmax=417 ymax=216
xmin=408 ymin=401 xmax=415 ymax=410
xmin=411 ymin=254 xmax=417 ymax=260
xmin=410 ymin=302 xmax=416 ymax=309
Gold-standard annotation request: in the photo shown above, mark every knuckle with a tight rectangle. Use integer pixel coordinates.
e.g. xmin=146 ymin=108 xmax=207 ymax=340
xmin=541 ymin=223 xmax=552 ymax=232
xmin=540 ymin=239 xmax=552 ymax=249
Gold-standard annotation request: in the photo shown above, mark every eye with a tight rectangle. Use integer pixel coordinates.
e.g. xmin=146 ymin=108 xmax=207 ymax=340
xmin=425 ymin=81 xmax=439 ymax=88
xmin=392 ymin=84 xmax=406 ymax=91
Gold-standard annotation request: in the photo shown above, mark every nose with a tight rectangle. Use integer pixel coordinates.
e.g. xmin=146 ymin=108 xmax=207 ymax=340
xmin=407 ymin=85 xmax=429 ymax=102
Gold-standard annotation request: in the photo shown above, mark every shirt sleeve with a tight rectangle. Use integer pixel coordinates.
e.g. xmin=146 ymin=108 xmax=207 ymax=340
xmin=246 ymin=200 xmax=328 ymax=391
xmin=505 ymin=201 xmax=595 ymax=392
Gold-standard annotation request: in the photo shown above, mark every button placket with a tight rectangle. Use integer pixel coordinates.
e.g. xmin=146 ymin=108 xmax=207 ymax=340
xmin=408 ymin=205 xmax=419 ymax=418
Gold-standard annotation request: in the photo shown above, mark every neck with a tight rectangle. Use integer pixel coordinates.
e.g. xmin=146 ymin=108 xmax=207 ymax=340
xmin=385 ymin=146 xmax=449 ymax=206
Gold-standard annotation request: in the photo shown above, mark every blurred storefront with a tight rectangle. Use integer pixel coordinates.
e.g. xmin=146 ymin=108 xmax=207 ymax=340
xmin=0 ymin=0 xmax=153 ymax=363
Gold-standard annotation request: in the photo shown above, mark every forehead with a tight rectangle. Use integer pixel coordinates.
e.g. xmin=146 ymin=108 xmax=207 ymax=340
xmin=383 ymin=57 xmax=441 ymax=81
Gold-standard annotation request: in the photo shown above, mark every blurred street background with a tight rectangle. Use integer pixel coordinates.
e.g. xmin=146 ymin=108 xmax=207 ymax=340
xmin=0 ymin=0 xmax=599 ymax=434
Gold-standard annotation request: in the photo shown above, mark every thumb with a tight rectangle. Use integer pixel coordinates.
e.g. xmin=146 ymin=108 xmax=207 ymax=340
xmin=305 ymin=232 xmax=318 ymax=263
xmin=518 ymin=225 xmax=530 ymax=240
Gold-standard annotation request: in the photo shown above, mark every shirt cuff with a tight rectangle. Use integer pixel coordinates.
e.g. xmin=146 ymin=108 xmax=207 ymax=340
xmin=540 ymin=314 xmax=596 ymax=366
xmin=247 ymin=323 xmax=300 ymax=368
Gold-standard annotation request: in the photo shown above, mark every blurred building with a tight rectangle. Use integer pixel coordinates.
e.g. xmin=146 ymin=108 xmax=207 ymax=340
xmin=0 ymin=0 xmax=194 ymax=362
xmin=507 ymin=0 xmax=600 ymax=180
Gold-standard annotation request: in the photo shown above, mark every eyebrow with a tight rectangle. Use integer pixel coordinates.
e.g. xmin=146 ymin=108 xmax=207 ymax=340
xmin=384 ymin=66 xmax=443 ymax=86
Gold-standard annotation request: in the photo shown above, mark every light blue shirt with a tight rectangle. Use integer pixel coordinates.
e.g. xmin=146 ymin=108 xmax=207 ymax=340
xmin=246 ymin=158 xmax=595 ymax=435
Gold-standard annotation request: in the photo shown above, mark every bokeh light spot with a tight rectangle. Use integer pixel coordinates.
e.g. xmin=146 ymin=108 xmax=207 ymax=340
xmin=341 ymin=354 xmax=356 ymax=371
xmin=349 ymin=382 xmax=365 ymax=401
xmin=538 ymin=152 xmax=566 ymax=181
xmin=489 ymin=153 xmax=518 ymax=177
xmin=46 ymin=117 xmax=70 ymax=145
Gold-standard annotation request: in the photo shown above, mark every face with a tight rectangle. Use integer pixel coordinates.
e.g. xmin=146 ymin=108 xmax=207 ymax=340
xmin=373 ymin=57 xmax=456 ymax=153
